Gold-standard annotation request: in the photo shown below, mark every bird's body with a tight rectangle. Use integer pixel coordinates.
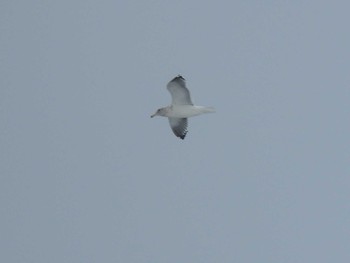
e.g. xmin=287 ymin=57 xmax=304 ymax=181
xmin=153 ymin=105 xmax=215 ymax=118
xmin=151 ymin=75 xmax=214 ymax=139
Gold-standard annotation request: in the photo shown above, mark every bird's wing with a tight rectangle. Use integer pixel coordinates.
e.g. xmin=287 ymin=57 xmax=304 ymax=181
xmin=166 ymin=75 xmax=193 ymax=105
xmin=168 ymin=118 xmax=188 ymax=139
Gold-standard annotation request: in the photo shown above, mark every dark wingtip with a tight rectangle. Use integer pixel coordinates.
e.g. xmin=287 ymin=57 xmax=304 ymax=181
xmin=173 ymin=75 xmax=185 ymax=81
xmin=178 ymin=131 xmax=187 ymax=140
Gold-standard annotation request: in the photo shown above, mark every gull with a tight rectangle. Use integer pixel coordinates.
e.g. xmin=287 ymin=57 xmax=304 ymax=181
xmin=151 ymin=75 xmax=215 ymax=139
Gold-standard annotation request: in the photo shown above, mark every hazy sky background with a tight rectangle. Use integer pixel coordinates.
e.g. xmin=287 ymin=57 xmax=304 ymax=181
xmin=1 ymin=1 xmax=350 ymax=262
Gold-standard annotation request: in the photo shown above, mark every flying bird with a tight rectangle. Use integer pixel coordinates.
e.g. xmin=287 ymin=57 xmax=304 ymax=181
xmin=151 ymin=75 xmax=215 ymax=139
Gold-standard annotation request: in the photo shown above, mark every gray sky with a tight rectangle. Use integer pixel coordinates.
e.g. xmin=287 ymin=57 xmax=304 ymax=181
xmin=1 ymin=1 xmax=350 ymax=262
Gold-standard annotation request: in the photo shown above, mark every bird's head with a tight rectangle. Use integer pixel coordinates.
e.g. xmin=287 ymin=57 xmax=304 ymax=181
xmin=150 ymin=108 xmax=166 ymax=118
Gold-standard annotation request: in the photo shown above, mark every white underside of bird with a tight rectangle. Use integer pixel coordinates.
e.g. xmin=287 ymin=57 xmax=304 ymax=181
xmin=151 ymin=105 xmax=215 ymax=118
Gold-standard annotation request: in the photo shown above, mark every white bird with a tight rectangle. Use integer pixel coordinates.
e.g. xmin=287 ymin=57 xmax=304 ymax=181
xmin=151 ymin=75 xmax=215 ymax=139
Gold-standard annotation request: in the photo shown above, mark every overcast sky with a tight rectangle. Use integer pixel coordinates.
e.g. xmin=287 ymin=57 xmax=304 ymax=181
xmin=1 ymin=1 xmax=350 ymax=262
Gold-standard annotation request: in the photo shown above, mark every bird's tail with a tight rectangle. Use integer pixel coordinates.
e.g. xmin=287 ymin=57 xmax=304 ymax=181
xmin=203 ymin=107 xmax=215 ymax=113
